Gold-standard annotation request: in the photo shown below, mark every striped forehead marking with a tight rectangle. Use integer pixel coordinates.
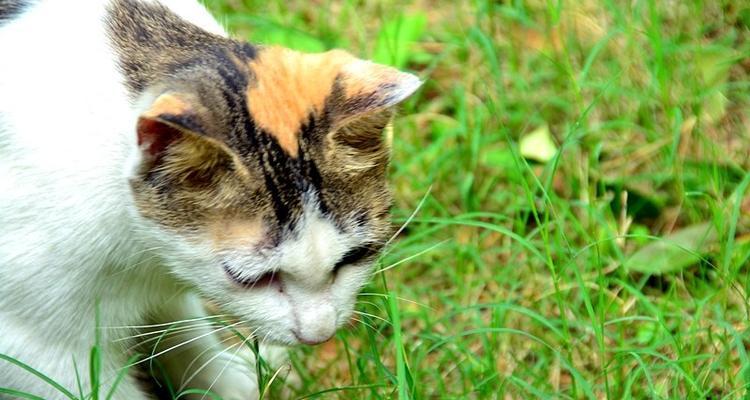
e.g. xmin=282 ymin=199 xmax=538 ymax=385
xmin=245 ymin=47 xmax=355 ymax=158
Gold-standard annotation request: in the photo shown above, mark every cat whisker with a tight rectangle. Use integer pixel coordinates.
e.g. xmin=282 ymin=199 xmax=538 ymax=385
xmin=178 ymin=333 xmax=240 ymax=387
xmin=109 ymin=246 xmax=166 ymax=276
xmin=351 ymin=310 xmax=391 ymax=326
xmin=374 ymin=239 xmax=448 ymax=275
xmin=353 ymin=302 xmax=388 ymax=321
xmin=349 ymin=316 xmax=381 ymax=335
xmin=103 ymin=314 xmax=231 ymax=330
xmin=198 ymin=326 xmax=259 ymax=400
xmin=356 ymin=293 xmax=433 ymax=311
xmin=123 ymin=324 xmax=226 ymax=355
xmin=178 ymin=323 xmax=260 ymax=393
xmin=188 ymin=342 xmax=242 ymax=399
xmin=382 ymin=184 xmax=432 ymax=252
xmin=115 ymin=321 xmax=223 ymax=343
xmin=178 ymin=339 xmax=243 ymax=394
xmin=354 ymin=299 xmax=386 ymax=314
xmin=122 ymin=320 xmax=246 ymax=371
xmin=261 ymin=363 xmax=289 ymax=397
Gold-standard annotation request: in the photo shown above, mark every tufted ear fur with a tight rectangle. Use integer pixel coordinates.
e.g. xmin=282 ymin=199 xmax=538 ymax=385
xmin=334 ymin=60 xmax=422 ymax=128
xmin=136 ymin=92 xmax=235 ymax=186
xmin=330 ymin=61 xmax=421 ymax=155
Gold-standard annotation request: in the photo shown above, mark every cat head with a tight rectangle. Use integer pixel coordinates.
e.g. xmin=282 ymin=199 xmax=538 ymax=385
xmin=128 ymin=45 xmax=420 ymax=345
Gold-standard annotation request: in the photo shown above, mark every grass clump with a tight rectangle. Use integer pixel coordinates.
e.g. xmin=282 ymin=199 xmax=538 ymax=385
xmin=4 ymin=0 xmax=749 ymax=398
xmin=204 ymin=0 xmax=750 ymax=398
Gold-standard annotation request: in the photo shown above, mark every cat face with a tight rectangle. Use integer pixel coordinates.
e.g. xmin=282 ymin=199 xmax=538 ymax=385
xmin=128 ymin=46 xmax=420 ymax=345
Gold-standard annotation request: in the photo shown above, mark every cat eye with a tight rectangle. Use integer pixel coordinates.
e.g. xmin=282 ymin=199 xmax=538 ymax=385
xmin=333 ymin=245 xmax=377 ymax=275
xmin=223 ymin=262 xmax=279 ymax=288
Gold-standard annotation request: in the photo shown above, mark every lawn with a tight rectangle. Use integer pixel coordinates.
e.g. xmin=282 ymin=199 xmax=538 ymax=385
xmin=200 ymin=0 xmax=750 ymax=398
xmin=5 ymin=0 xmax=749 ymax=399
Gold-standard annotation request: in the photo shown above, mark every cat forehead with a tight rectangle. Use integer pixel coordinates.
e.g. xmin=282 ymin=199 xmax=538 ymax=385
xmin=244 ymin=47 xmax=355 ymax=158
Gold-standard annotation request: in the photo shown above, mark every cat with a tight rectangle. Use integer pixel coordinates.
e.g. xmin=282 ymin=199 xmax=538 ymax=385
xmin=0 ymin=0 xmax=420 ymax=398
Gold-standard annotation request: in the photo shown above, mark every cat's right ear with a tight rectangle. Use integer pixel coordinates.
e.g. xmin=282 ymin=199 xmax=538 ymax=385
xmin=332 ymin=60 xmax=422 ymax=128
xmin=135 ymin=93 xmax=234 ymax=181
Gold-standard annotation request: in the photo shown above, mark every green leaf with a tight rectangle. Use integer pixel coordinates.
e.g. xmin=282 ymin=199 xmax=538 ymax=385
xmin=89 ymin=346 xmax=100 ymax=400
xmin=0 ymin=388 xmax=46 ymax=400
xmin=701 ymin=90 xmax=728 ymax=123
xmin=482 ymin=146 xmax=516 ymax=169
xmin=519 ymin=125 xmax=558 ymax=163
xmin=373 ymin=13 xmax=427 ymax=69
xmin=624 ymin=223 xmax=718 ymax=274
xmin=105 ymin=354 xmax=142 ymax=400
xmin=694 ymin=46 xmax=735 ymax=88
xmin=0 ymin=354 xmax=77 ymax=400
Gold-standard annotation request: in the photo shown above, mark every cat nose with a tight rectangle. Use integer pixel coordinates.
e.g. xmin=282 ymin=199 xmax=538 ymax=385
xmin=293 ymin=304 xmax=336 ymax=345
xmin=293 ymin=329 xmax=334 ymax=345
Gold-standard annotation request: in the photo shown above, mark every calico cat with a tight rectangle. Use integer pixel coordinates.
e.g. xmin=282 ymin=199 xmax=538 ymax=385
xmin=0 ymin=0 xmax=420 ymax=398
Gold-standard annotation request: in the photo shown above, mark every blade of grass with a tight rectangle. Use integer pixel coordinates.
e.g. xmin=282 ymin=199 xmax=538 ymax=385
xmin=0 ymin=388 xmax=47 ymax=400
xmin=0 ymin=354 xmax=77 ymax=400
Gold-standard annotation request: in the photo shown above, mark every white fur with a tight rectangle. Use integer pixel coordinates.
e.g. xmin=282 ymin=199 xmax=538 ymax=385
xmin=0 ymin=0 xmax=371 ymax=398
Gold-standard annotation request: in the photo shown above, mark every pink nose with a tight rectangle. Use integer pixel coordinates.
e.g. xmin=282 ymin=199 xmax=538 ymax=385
xmin=293 ymin=329 xmax=335 ymax=345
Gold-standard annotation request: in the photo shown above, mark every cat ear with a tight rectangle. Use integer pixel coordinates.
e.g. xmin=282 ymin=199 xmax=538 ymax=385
xmin=334 ymin=60 xmax=422 ymax=126
xmin=137 ymin=92 xmax=204 ymax=160
xmin=136 ymin=93 xmax=233 ymax=181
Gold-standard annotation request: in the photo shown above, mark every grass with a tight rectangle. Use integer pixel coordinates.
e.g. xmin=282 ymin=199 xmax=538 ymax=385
xmin=201 ymin=0 xmax=750 ymax=398
xmin=3 ymin=0 xmax=750 ymax=398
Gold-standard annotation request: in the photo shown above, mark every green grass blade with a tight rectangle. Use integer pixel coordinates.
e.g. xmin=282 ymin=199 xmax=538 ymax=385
xmin=0 ymin=354 xmax=77 ymax=400
xmin=105 ymin=354 xmax=142 ymax=400
xmin=388 ymin=290 xmax=410 ymax=400
xmin=0 ymin=387 xmax=47 ymax=400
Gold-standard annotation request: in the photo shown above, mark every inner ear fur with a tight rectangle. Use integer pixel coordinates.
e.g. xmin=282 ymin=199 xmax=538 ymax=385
xmin=137 ymin=116 xmax=238 ymax=188
xmin=159 ymin=126 xmax=234 ymax=185
xmin=325 ymin=58 xmax=420 ymax=152
xmin=333 ymin=108 xmax=395 ymax=152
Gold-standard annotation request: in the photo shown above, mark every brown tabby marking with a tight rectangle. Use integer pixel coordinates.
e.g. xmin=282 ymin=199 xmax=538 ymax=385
xmin=108 ymin=0 xmax=412 ymax=248
xmin=246 ymin=48 xmax=355 ymax=158
xmin=0 ymin=0 xmax=29 ymax=25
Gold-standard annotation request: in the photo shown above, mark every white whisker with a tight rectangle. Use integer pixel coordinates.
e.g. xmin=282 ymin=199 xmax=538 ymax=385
xmin=121 ymin=320 xmax=245 ymax=371
xmin=375 ymin=239 xmax=448 ymax=274
xmin=115 ymin=321 xmax=221 ymax=343
xmin=178 ymin=333 xmax=241 ymax=388
xmin=349 ymin=316 xmax=381 ymax=335
xmin=198 ymin=326 xmax=258 ymax=400
xmin=354 ymin=300 xmax=386 ymax=313
xmin=357 ymin=293 xmax=433 ymax=310
xmin=352 ymin=310 xmax=391 ymax=325
xmin=124 ymin=325 xmax=220 ymax=355
xmin=180 ymin=342 xmax=240 ymax=394
xmin=103 ymin=314 xmax=231 ymax=330
xmin=383 ymin=184 xmax=432 ymax=251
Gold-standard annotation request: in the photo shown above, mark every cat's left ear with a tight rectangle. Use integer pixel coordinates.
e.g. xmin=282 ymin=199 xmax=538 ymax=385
xmin=333 ymin=60 xmax=422 ymax=126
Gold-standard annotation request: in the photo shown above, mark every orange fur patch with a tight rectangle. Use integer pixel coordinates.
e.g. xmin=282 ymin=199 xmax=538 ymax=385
xmin=246 ymin=47 xmax=355 ymax=158
xmin=142 ymin=93 xmax=192 ymax=119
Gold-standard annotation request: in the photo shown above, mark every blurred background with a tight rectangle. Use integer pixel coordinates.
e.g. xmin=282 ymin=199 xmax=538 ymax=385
xmin=205 ymin=1 xmax=750 ymax=398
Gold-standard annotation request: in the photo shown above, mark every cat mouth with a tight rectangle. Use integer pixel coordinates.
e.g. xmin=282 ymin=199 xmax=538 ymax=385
xmin=221 ymin=261 xmax=280 ymax=289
